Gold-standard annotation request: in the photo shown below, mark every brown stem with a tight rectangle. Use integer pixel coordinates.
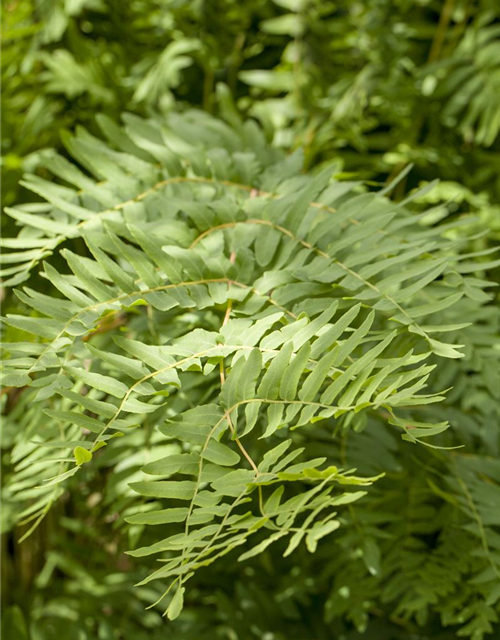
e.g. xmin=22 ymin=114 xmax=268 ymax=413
xmin=428 ymin=0 xmax=457 ymax=63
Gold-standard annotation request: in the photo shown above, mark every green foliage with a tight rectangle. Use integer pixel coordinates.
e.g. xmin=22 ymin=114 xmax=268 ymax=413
xmin=3 ymin=1 xmax=500 ymax=203
xmin=1 ymin=1 xmax=500 ymax=639
xmin=2 ymin=107 xmax=500 ymax=638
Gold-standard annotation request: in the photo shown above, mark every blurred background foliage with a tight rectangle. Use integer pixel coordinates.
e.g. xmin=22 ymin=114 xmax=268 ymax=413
xmin=1 ymin=0 xmax=500 ymax=639
xmin=3 ymin=0 xmax=500 ymax=204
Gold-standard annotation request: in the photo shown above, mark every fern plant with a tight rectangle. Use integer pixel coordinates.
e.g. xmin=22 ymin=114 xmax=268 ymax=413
xmin=2 ymin=108 xmax=499 ymax=634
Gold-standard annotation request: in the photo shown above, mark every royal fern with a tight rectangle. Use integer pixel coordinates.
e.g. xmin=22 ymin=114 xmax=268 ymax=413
xmin=2 ymin=109 xmax=499 ymax=635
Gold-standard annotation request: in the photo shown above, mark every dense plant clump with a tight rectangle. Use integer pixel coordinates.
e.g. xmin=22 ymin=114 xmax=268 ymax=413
xmin=1 ymin=2 xmax=500 ymax=640
xmin=3 ymin=1 xmax=500 ymax=207
xmin=3 ymin=109 xmax=500 ymax=639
